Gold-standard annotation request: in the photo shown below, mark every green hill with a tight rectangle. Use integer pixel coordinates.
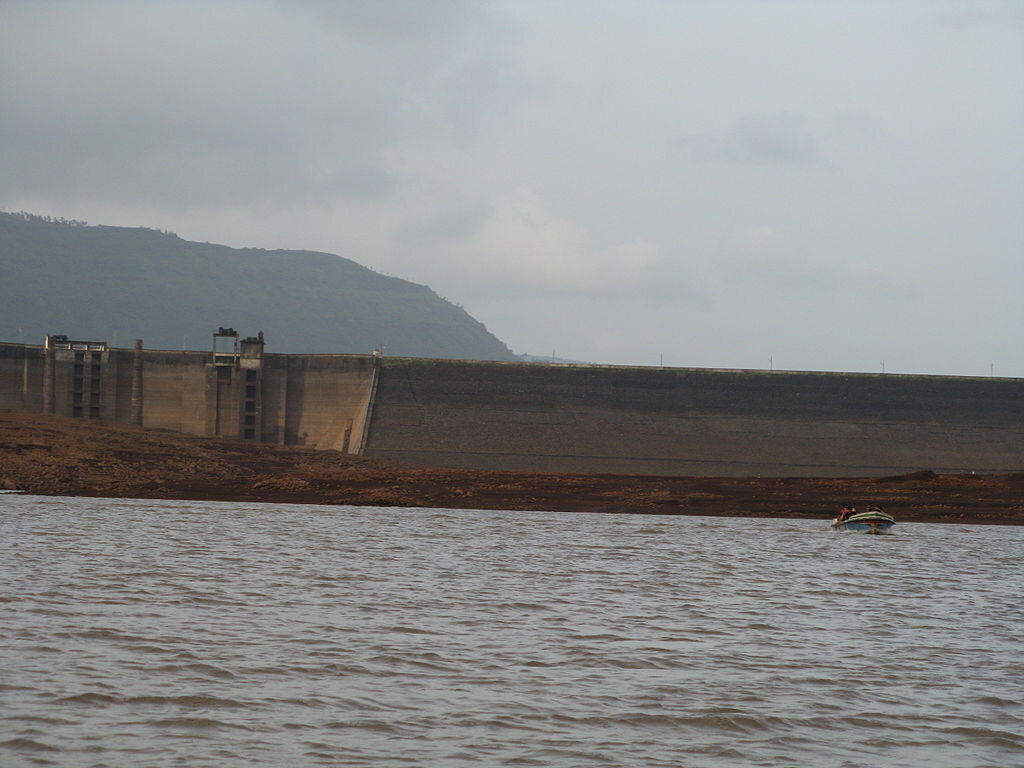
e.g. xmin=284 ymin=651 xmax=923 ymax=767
xmin=0 ymin=212 xmax=516 ymax=359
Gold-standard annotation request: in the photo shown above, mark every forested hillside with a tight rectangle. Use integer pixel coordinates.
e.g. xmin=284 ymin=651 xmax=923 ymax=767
xmin=0 ymin=212 xmax=515 ymax=359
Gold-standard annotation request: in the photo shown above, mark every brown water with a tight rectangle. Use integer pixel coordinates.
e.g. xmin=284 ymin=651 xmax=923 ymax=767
xmin=1 ymin=495 xmax=1022 ymax=767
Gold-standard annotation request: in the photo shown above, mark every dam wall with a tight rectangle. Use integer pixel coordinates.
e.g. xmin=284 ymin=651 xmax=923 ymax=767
xmin=361 ymin=358 xmax=1024 ymax=477
xmin=261 ymin=354 xmax=378 ymax=451
xmin=3 ymin=339 xmax=1022 ymax=476
xmin=0 ymin=343 xmax=41 ymax=413
xmin=0 ymin=340 xmax=378 ymax=453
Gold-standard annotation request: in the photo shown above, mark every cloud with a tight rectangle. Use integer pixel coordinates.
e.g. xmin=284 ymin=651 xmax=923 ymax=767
xmin=446 ymin=185 xmax=660 ymax=293
xmin=0 ymin=1 xmax=526 ymax=210
xmin=677 ymin=115 xmax=827 ymax=168
xmin=0 ymin=1 xmax=1020 ymax=376
xmin=716 ymin=225 xmax=908 ymax=300
xmin=401 ymin=206 xmax=491 ymax=243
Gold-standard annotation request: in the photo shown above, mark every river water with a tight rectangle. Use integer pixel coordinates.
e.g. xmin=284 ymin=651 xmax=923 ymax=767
xmin=1 ymin=495 xmax=1022 ymax=768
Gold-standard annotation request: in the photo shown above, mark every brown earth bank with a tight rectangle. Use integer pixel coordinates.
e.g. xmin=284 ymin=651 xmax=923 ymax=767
xmin=1 ymin=410 xmax=1021 ymax=524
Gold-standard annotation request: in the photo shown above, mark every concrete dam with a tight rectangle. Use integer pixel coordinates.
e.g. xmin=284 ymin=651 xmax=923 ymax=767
xmin=2 ymin=334 xmax=1021 ymax=477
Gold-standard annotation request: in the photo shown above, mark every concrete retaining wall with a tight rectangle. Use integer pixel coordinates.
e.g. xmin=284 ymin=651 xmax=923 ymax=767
xmin=0 ymin=344 xmax=40 ymax=412
xmin=362 ymin=359 xmax=1024 ymax=476
xmin=0 ymin=341 xmax=378 ymax=454
xmin=262 ymin=354 xmax=378 ymax=451
xmin=3 ymin=341 xmax=1022 ymax=476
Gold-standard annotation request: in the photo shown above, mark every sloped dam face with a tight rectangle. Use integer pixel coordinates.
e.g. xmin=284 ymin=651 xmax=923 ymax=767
xmin=360 ymin=358 xmax=1024 ymax=477
xmin=2 ymin=342 xmax=1022 ymax=477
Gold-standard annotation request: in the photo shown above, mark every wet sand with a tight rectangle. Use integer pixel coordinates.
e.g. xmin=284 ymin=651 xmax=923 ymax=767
xmin=1 ymin=411 xmax=1021 ymax=524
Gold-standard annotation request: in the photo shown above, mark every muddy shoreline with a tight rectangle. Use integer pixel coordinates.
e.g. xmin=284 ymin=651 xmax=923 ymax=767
xmin=1 ymin=411 xmax=1021 ymax=524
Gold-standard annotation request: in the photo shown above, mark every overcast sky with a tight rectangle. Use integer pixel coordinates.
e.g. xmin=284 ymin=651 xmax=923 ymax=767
xmin=2 ymin=0 xmax=1022 ymax=376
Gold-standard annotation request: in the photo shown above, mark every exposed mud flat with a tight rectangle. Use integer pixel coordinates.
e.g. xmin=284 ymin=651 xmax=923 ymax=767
xmin=1 ymin=411 xmax=1021 ymax=524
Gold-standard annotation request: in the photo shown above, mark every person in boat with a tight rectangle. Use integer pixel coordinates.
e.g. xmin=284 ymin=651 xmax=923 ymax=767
xmin=837 ymin=504 xmax=855 ymax=522
xmin=866 ymin=504 xmax=884 ymax=514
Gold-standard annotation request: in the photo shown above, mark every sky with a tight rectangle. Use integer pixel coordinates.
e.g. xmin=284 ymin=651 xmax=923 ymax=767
xmin=2 ymin=0 xmax=1022 ymax=376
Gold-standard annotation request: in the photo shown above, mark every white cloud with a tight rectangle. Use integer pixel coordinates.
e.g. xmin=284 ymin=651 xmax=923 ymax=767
xmin=446 ymin=186 xmax=659 ymax=292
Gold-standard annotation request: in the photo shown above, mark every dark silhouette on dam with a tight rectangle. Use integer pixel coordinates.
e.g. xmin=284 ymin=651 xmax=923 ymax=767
xmin=2 ymin=334 xmax=1021 ymax=477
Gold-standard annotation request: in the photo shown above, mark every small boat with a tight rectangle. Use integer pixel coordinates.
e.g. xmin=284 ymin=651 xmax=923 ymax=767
xmin=831 ymin=507 xmax=895 ymax=534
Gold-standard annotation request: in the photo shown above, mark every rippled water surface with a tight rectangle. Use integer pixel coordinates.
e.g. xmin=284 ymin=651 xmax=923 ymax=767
xmin=2 ymin=496 xmax=1022 ymax=767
